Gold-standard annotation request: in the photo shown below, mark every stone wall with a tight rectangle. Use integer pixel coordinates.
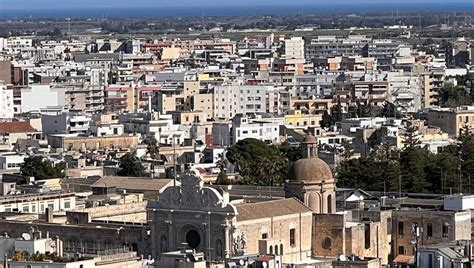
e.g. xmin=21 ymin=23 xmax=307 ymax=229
xmin=0 ymin=220 xmax=151 ymax=257
xmin=312 ymin=213 xmax=346 ymax=257
xmin=236 ymin=212 xmax=313 ymax=263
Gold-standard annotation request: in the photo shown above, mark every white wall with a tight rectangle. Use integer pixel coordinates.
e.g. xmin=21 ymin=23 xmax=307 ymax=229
xmin=0 ymin=86 xmax=14 ymax=119
xmin=0 ymin=153 xmax=26 ymax=169
xmin=0 ymin=194 xmax=76 ymax=213
xmin=21 ymin=85 xmax=65 ymax=112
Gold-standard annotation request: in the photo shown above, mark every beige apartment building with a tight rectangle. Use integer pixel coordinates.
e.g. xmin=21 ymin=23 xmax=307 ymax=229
xmin=426 ymin=106 xmax=474 ymax=137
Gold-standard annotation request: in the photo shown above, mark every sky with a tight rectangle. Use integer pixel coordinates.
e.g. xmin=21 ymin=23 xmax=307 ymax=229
xmin=1 ymin=0 xmax=472 ymax=9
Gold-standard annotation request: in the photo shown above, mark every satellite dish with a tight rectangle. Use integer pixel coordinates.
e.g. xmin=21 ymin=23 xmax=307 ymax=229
xmin=239 ymin=259 xmax=245 ymax=265
xmin=339 ymin=255 xmax=347 ymax=261
xmin=22 ymin=233 xmax=31 ymax=241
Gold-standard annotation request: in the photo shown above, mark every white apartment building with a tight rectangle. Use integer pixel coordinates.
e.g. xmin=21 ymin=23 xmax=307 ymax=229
xmin=21 ymin=85 xmax=66 ymax=113
xmin=284 ymin=37 xmax=305 ymax=59
xmin=0 ymin=37 xmax=33 ymax=54
xmin=0 ymin=191 xmax=76 ymax=213
xmin=213 ymin=84 xmax=272 ymax=119
xmin=387 ymin=71 xmax=422 ymax=113
xmin=0 ymin=85 xmax=14 ymax=119
xmin=41 ymin=112 xmax=91 ymax=136
xmin=231 ymin=115 xmax=280 ymax=145
xmin=0 ymin=153 xmax=26 ymax=170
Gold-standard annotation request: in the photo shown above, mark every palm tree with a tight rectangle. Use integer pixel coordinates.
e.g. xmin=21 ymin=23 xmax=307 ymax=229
xmin=146 ymin=138 xmax=159 ymax=178
xmin=216 ymin=153 xmax=228 ymax=174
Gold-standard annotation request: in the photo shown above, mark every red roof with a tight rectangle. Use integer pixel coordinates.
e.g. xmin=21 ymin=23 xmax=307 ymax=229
xmin=393 ymin=254 xmax=414 ymax=264
xmin=0 ymin=121 xmax=36 ymax=133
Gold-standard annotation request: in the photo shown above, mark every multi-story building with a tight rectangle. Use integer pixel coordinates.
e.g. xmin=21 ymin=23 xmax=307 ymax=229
xmin=426 ymin=106 xmax=474 ymax=137
xmin=421 ymin=68 xmax=445 ymax=108
xmin=391 ymin=209 xmax=471 ymax=261
xmin=0 ymin=37 xmax=33 ymax=54
xmin=213 ymin=84 xmax=271 ymax=119
xmin=0 ymin=85 xmax=14 ymax=119
xmin=305 ymin=35 xmax=369 ymax=61
xmin=386 ymin=71 xmax=422 ymax=113
xmin=284 ymin=37 xmax=305 ymax=59
xmin=0 ymin=190 xmax=76 ymax=213
xmin=0 ymin=152 xmax=26 ymax=170
xmin=41 ymin=112 xmax=91 ymax=136
xmin=231 ymin=115 xmax=280 ymax=145
xmin=20 ymin=85 xmax=66 ymax=113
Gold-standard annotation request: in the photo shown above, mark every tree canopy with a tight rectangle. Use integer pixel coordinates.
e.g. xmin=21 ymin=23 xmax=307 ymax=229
xmin=226 ymin=138 xmax=289 ymax=186
xmin=117 ymin=153 xmax=146 ymax=177
xmin=20 ymin=156 xmax=66 ymax=180
xmin=337 ymin=126 xmax=474 ymax=194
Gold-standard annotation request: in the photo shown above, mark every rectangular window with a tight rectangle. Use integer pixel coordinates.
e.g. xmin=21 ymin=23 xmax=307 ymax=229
xmin=64 ymin=201 xmax=71 ymax=209
xmin=22 ymin=206 xmax=29 ymax=213
xmin=364 ymin=223 xmax=371 ymax=249
xmin=398 ymin=221 xmax=404 ymax=235
xmin=290 ymin=228 xmax=296 ymax=246
xmin=262 ymin=233 xmax=268 ymax=240
xmin=427 ymin=223 xmax=433 ymax=238
xmin=442 ymin=224 xmax=448 ymax=237
xmin=398 ymin=246 xmax=405 ymax=255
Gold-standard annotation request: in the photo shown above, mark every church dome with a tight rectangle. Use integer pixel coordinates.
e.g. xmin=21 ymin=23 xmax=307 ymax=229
xmin=288 ymin=133 xmax=333 ymax=183
xmin=289 ymin=157 xmax=333 ymax=183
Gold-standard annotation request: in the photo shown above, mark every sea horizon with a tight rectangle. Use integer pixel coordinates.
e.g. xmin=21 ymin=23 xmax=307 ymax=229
xmin=0 ymin=2 xmax=472 ymax=19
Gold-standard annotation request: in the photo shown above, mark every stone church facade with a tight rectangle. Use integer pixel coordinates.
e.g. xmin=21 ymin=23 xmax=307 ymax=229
xmin=147 ymin=171 xmax=314 ymax=263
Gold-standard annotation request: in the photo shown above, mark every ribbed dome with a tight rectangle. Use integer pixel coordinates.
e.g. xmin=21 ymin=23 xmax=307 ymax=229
xmin=289 ymin=157 xmax=333 ymax=183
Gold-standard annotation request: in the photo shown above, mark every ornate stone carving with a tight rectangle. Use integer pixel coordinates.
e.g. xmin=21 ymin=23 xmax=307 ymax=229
xmin=232 ymin=230 xmax=247 ymax=256
xmin=150 ymin=170 xmax=237 ymax=214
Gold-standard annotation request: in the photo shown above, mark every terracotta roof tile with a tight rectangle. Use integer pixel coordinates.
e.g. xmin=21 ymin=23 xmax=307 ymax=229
xmin=0 ymin=121 xmax=36 ymax=133
xmin=236 ymin=198 xmax=312 ymax=222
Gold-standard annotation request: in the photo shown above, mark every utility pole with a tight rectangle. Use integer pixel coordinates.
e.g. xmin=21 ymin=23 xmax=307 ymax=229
xmin=173 ymin=135 xmax=177 ymax=186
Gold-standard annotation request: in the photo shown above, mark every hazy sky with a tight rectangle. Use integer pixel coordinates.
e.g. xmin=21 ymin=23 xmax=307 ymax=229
xmin=1 ymin=0 xmax=471 ymax=9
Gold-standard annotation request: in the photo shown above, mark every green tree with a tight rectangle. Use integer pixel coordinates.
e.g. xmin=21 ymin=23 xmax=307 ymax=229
xmin=438 ymin=82 xmax=471 ymax=108
xmin=21 ymin=156 xmax=66 ymax=180
xmin=339 ymin=140 xmax=355 ymax=161
xmin=402 ymin=125 xmax=421 ymax=148
xmin=320 ymin=111 xmax=334 ymax=128
xmin=216 ymin=153 xmax=228 ymax=173
xmin=380 ymin=101 xmax=398 ymax=118
xmin=146 ymin=138 xmax=159 ymax=178
xmin=216 ymin=171 xmax=230 ymax=185
xmin=226 ymin=139 xmax=288 ymax=186
xmin=215 ymin=152 xmax=231 ymax=185
xmin=117 ymin=153 xmax=146 ymax=177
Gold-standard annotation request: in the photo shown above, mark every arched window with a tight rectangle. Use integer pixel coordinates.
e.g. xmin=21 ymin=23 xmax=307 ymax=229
xmin=269 ymin=245 xmax=273 ymax=254
xmin=280 ymin=244 xmax=284 ymax=255
xmin=327 ymin=194 xmax=333 ymax=213
xmin=275 ymin=245 xmax=279 ymax=255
